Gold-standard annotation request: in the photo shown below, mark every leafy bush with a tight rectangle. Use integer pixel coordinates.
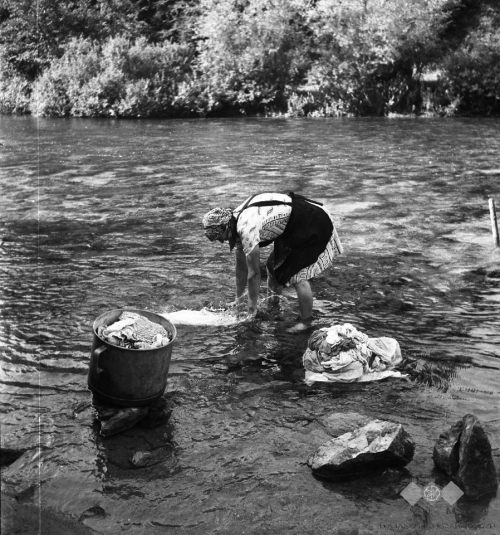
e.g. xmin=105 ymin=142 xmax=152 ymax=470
xmin=30 ymin=38 xmax=101 ymax=117
xmin=30 ymin=36 xmax=192 ymax=117
xmin=70 ymin=66 xmax=125 ymax=117
xmin=192 ymin=0 xmax=310 ymax=115
xmin=3 ymin=0 xmax=500 ymax=117
xmin=285 ymin=91 xmax=346 ymax=118
xmin=117 ymin=78 xmax=163 ymax=117
xmin=0 ymin=54 xmax=31 ymax=113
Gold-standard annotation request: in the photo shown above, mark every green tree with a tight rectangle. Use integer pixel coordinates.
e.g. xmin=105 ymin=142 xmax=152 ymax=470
xmin=188 ymin=0 xmax=311 ymax=115
xmin=0 ymin=0 xmax=144 ymax=79
xmin=131 ymin=0 xmax=200 ymax=42
xmin=304 ymin=0 xmax=450 ymax=115
xmin=440 ymin=5 xmax=500 ymax=115
xmin=2 ymin=0 xmax=500 ymax=117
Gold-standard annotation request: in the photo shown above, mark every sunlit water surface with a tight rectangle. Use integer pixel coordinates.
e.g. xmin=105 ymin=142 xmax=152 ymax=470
xmin=1 ymin=116 xmax=499 ymax=534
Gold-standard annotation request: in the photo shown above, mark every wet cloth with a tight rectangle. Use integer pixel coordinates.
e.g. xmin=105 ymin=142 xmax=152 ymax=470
xmin=234 ymin=192 xmax=343 ymax=285
xmin=302 ymin=323 xmax=405 ymax=385
xmin=161 ymin=308 xmax=239 ymax=327
xmin=98 ymin=311 xmax=171 ymax=349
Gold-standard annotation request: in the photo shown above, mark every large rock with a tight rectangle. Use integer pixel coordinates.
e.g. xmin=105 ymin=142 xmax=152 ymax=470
xmin=318 ymin=412 xmax=371 ymax=438
xmin=433 ymin=414 xmax=497 ymax=499
xmin=308 ymin=419 xmax=415 ymax=480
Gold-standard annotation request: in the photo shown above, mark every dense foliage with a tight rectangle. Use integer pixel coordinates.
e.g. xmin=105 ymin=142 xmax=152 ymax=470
xmin=0 ymin=0 xmax=499 ymax=117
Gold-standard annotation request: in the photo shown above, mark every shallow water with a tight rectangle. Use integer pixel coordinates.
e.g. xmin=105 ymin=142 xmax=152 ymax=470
xmin=1 ymin=115 xmax=500 ymax=534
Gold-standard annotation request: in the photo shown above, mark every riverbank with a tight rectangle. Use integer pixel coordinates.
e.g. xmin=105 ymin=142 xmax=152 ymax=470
xmin=2 ymin=2 xmax=500 ymax=119
xmin=0 ymin=86 xmax=494 ymax=120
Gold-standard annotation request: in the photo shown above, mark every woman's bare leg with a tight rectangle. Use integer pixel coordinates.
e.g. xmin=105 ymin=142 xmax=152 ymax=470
xmin=287 ymin=279 xmax=313 ymax=333
xmin=295 ymin=279 xmax=313 ymax=321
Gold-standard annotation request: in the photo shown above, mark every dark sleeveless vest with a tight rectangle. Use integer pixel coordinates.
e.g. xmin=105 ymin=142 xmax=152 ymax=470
xmin=229 ymin=192 xmax=333 ymax=285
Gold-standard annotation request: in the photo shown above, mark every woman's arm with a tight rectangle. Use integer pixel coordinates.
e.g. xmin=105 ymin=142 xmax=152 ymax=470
xmin=235 ymin=246 xmax=248 ymax=308
xmin=245 ymin=246 xmax=261 ymax=316
xmin=234 ymin=245 xmax=260 ymax=317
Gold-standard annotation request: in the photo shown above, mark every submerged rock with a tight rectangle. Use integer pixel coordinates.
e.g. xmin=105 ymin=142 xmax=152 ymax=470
xmin=94 ymin=395 xmax=173 ymax=437
xmin=308 ymin=419 xmax=415 ymax=480
xmin=0 ymin=447 xmax=27 ymax=467
xmin=433 ymin=414 xmax=497 ymax=499
xmin=98 ymin=407 xmax=150 ymax=437
xmin=130 ymin=447 xmax=174 ymax=468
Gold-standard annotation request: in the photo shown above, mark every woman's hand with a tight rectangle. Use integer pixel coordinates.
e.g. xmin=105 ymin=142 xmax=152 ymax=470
xmin=247 ymin=306 xmax=258 ymax=319
xmin=237 ymin=307 xmax=254 ymax=321
xmin=235 ymin=306 xmax=258 ymax=322
xmin=227 ymin=295 xmax=246 ymax=309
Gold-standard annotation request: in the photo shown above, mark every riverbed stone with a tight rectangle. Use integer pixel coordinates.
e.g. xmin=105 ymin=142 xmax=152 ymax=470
xmin=94 ymin=395 xmax=173 ymax=437
xmin=98 ymin=407 xmax=150 ymax=437
xmin=318 ymin=412 xmax=371 ymax=437
xmin=0 ymin=446 xmax=27 ymax=467
xmin=129 ymin=447 xmax=174 ymax=468
xmin=432 ymin=419 xmax=461 ymax=476
xmin=433 ymin=414 xmax=497 ymax=499
xmin=308 ymin=419 xmax=415 ymax=480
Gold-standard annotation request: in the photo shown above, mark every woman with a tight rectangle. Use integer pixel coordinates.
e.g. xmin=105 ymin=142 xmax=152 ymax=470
xmin=202 ymin=192 xmax=343 ymax=332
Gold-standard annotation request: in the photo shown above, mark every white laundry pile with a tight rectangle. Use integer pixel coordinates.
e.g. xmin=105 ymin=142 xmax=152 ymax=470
xmin=98 ymin=311 xmax=171 ymax=349
xmin=303 ymin=323 xmax=406 ymax=385
xmin=161 ymin=308 xmax=239 ymax=327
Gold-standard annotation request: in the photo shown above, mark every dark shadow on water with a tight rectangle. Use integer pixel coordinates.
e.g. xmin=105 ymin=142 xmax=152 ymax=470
xmin=315 ymin=467 xmax=413 ymax=503
xmin=399 ymin=353 xmax=464 ymax=393
xmin=453 ymin=494 xmax=498 ymax=528
xmin=432 ymin=469 xmax=498 ymax=527
xmin=318 ymin=467 xmax=497 ymax=528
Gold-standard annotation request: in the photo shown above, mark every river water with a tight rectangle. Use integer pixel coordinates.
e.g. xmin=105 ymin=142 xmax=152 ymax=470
xmin=1 ymin=116 xmax=499 ymax=534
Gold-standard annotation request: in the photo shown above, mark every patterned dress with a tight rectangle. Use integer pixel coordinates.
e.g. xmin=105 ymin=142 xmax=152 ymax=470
xmin=233 ymin=193 xmax=343 ymax=285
